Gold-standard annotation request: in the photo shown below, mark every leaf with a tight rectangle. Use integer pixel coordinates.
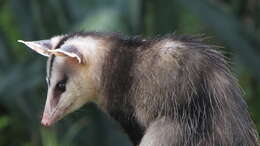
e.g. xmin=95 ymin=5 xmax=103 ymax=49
xmin=0 ymin=116 xmax=9 ymax=129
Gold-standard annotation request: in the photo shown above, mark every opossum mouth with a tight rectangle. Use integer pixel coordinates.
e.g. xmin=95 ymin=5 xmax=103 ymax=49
xmin=41 ymin=101 xmax=74 ymax=127
xmin=41 ymin=108 xmax=62 ymax=127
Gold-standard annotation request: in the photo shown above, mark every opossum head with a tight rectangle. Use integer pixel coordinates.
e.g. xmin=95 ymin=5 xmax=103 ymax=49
xmin=18 ymin=34 xmax=107 ymax=126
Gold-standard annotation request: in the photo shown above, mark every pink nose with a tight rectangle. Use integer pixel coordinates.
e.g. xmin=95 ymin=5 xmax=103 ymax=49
xmin=41 ymin=118 xmax=51 ymax=127
xmin=41 ymin=114 xmax=51 ymax=127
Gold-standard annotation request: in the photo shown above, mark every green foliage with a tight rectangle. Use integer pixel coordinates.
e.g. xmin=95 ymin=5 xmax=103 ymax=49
xmin=0 ymin=116 xmax=9 ymax=129
xmin=0 ymin=0 xmax=260 ymax=145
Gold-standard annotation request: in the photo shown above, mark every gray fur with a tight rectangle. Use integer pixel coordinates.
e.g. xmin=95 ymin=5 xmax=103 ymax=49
xmin=98 ymin=33 xmax=258 ymax=146
xmin=44 ymin=32 xmax=258 ymax=146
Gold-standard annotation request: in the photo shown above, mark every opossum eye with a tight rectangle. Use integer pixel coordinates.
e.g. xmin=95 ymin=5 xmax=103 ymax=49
xmin=55 ymin=77 xmax=67 ymax=93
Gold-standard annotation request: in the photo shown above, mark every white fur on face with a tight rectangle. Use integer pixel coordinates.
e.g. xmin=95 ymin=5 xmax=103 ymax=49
xmin=50 ymin=35 xmax=65 ymax=49
xmin=41 ymin=36 xmax=108 ymax=126
xmin=59 ymin=36 xmax=109 ymax=88
xmin=62 ymin=37 xmax=100 ymax=62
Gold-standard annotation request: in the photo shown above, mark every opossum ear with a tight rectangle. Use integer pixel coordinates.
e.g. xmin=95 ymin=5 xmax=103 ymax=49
xmin=18 ymin=40 xmax=52 ymax=57
xmin=48 ymin=45 xmax=84 ymax=64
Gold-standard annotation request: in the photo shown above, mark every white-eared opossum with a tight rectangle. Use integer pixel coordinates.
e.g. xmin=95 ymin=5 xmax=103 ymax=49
xmin=18 ymin=32 xmax=258 ymax=146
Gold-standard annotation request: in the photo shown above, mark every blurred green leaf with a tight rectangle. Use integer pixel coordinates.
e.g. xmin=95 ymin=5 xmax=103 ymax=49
xmin=76 ymin=8 xmax=128 ymax=32
xmin=0 ymin=116 xmax=9 ymax=129
xmin=41 ymin=128 xmax=60 ymax=146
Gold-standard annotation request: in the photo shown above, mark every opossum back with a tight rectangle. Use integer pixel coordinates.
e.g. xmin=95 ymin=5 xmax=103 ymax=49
xmin=131 ymin=35 xmax=221 ymax=126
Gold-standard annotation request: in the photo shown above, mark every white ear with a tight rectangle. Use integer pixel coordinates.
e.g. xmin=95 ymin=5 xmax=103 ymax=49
xmin=48 ymin=45 xmax=84 ymax=64
xmin=18 ymin=40 xmax=52 ymax=57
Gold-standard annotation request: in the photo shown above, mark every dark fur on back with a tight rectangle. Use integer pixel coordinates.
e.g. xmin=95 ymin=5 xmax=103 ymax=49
xmin=101 ymin=35 xmax=145 ymax=144
xmin=94 ymin=33 xmax=259 ymax=146
xmin=57 ymin=32 xmax=258 ymax=145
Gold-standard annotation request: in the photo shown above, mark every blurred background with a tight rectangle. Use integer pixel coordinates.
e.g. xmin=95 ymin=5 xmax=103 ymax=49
xmin=0 ymin=0 xmax=260 ymax=145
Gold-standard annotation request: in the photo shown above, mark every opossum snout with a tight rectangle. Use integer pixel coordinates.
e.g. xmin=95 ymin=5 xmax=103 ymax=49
xmin=41 ymin=114 xmax=51 ymax=127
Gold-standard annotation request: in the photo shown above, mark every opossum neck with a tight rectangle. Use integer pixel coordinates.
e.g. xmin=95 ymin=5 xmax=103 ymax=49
xmin=99 ymin=40 xmax=144 ymax=144
xmin=99 ymin=39 xmax=141 ymax=110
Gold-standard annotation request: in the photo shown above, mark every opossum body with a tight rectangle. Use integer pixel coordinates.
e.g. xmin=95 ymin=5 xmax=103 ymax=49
xmin=18 ymin=32 xmax=258 ymax=146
